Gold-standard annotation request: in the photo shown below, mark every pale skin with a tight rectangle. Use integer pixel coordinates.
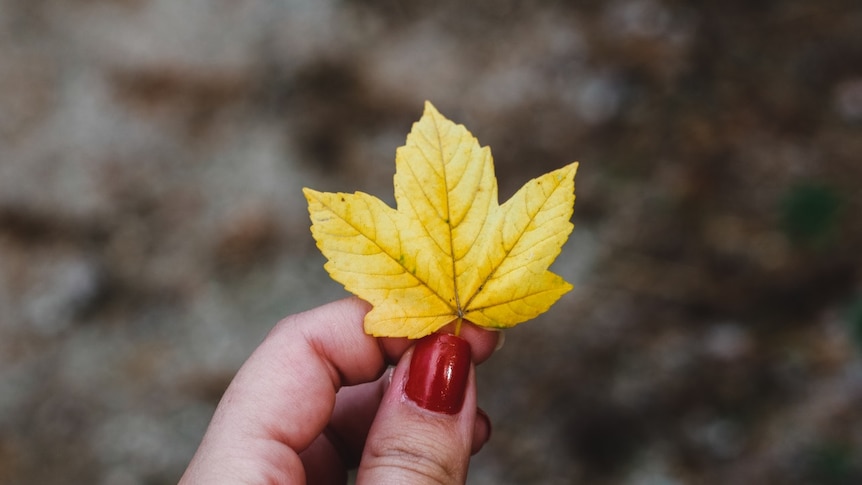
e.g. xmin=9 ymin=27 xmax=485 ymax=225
xmin=180 ymin=297 xmax=499 ymax=484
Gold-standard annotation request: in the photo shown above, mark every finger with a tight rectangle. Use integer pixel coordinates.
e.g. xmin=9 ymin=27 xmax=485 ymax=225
xmin=181 ymin=298 xmax=380 ymax=484
xmin=180 ymin=297 xmax=499 ymax=484
xmin=302 ymin=372 xmax=492 ymax=482
xmin=300 ymin=371 xmax=390 ymax=484
xmin=379 ymin=318 xmax=500 ymax=365
xmin=472 ymin=408 xmax=492 ymax=455
xmin=357 ymin=334 xmax=478 ymax=484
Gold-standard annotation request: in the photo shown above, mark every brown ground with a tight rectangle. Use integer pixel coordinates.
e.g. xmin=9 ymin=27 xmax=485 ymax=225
xmin=1 ymin=1 xmax=861 ymax=483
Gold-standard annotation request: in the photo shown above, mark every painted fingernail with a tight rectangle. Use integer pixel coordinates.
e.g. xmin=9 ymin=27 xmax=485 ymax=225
xmin=405 ymin=333 xmax=471 ymax=414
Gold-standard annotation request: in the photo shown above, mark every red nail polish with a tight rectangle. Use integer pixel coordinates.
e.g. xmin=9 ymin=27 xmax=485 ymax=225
xmin=405 ymin=333 xmax=471 ymax=414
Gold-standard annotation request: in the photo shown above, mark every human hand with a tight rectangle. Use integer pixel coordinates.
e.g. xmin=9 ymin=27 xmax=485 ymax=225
xmin=179 ymin=297 xmax=500 ymax=484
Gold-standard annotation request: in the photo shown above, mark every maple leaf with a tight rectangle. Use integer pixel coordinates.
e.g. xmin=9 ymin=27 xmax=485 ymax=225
xmin=303 ymin=102 xmax=578 ymax=338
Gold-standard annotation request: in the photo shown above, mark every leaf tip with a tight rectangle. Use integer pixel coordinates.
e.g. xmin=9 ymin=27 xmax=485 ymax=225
xmin=423 ymin=100 xmax=445 ymax=120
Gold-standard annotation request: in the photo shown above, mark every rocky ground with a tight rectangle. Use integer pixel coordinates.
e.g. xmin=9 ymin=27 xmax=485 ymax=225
xmin=1 ymin=0 xmax=861 ymax=483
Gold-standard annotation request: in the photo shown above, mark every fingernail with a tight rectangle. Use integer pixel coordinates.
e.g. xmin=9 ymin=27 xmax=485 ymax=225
xmin=494 ymin=331 xmax=506 ymax=351
xmin=405 ymin=333 xmax=471 ymax=414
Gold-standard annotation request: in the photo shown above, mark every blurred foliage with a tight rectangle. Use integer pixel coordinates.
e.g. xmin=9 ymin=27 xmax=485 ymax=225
xmin=847 ymin=297 xmax=862 ymax=352
xmin=780 ymin=183 xmax=843 ymax=248
xmin=805 ymin=442 xmax=861 ymax=485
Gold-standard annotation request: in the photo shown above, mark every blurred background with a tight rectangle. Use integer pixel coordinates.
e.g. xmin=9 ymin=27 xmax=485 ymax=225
xmin=1 ymin=0 xmax=861 ymax=483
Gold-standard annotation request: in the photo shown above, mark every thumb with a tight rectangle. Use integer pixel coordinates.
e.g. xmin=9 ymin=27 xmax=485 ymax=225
xmin=356 ymin=333 xmax=480 ymax=484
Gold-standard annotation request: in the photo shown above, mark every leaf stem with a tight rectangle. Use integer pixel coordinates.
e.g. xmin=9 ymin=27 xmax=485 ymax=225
xmin=454 ymin=317 xmax=463 ymax=337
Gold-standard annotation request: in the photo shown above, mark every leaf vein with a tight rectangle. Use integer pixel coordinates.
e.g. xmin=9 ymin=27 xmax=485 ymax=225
xmin=315 ymin=195 xmax=454 ymax=311
xmin=462 ymin=178 xmax=570 ymax=310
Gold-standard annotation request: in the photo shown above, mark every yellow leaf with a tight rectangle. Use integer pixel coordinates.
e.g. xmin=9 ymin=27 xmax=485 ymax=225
xmin=304 ymin=101 xmax=578 ymax=338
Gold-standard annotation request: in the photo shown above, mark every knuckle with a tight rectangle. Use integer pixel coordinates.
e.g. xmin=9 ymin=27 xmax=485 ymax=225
xmin=364 ymin=434 xmax=465 ymax=484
